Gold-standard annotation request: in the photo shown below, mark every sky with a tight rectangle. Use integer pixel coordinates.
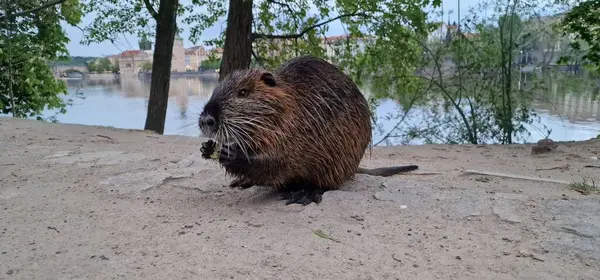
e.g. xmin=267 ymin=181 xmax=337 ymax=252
xmin=63 ymin=0 xmax=479 ymax=57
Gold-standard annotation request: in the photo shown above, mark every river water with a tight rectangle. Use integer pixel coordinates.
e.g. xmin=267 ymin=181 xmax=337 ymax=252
xmin=21 ymin=74 xmax=600 ymax=145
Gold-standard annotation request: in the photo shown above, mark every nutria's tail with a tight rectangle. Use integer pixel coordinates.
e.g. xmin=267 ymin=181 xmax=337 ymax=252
xmin=356 ymin=165 xmax=419 ymax=177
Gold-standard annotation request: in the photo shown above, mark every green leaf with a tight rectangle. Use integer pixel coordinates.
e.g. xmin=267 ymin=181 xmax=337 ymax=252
xmin=312 ymin=229 xmax=341 ymax=243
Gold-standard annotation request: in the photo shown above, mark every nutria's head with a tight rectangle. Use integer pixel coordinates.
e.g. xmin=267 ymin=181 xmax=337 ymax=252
xmin=199 ymin=68 xmax=291 ymax=155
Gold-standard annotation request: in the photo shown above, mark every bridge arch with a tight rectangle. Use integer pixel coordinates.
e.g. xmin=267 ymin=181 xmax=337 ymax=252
xmin=51 ymin=65 xmax=90 ymax=78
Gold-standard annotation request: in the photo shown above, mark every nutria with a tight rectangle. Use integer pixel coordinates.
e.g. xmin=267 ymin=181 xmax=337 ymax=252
xmin=198 ymin=55 xmax=418 ymax=205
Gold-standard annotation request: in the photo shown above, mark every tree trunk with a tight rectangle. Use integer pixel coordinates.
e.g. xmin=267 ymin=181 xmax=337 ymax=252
xmin=218 ymin=0 xmax=253 ymax=81
xmin=144 ymin=0 xmax=179 ymax=134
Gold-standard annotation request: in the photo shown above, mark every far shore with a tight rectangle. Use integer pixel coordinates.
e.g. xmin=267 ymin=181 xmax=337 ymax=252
xmin=59 ymin=70 xmax=220 ymax=80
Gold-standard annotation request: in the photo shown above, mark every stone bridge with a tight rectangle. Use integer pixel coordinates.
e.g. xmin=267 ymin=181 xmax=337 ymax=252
xmin=51 ymin=65 xmax=89 ymax=78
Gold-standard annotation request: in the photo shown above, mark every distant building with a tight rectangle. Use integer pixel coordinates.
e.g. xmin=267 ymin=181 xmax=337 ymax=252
xmin=250 ymin=35 xmax=372 ymax=64
xmin=116 ymin=32 xmax=186 ymax=74
xmin=428 ymin=22 xmax=458 ymax=43
xmin=118 ymin=50 xmax=153 ymax=74
xmin=209 ymin=48 xmax=223 ymax=59
xmin=171 ymin=34 xmax=186 ymax=72
xmin=320 ymin=35 xmax=373 ymax=62
xmin=106 ymin=54 xmax=120 ymax=67
xmin=521 ymin=12 xmax=570 ymax=66
xmin=184 ymin=46 xmax=208 ymax=71
xmin=463 ymin=33 xmax=480 ymax=40
xmin=253 ymin=38 xmax=295 ymax=58
xmin=321 ymin=35 xmax=351 ymax=58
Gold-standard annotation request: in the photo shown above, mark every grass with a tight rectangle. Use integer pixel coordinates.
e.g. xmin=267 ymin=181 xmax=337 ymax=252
xmin=568 ymin=179 xmax=598 ymax=195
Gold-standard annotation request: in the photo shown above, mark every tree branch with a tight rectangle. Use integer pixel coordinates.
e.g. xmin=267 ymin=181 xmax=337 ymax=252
xmin=373 ymin=83 xmax=430 ymax=146
xmin=251 ymin=48 xmax=265 ymax=68
xmin=252 ymin=12 xmax=367 ymax=40
xmin=0 ymin=0 xmax=67 ymax=21
xmin=142 ymin=0 xmax=159 ymax=20
xmin=266 ymin=0 xmax=296 ymax=16
xmin=266 ymin=0 xmax=300 ymax=33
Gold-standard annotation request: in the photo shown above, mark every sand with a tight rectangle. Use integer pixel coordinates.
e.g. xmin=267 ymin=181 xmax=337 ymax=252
xmin=1 ymin=117 xmax=599 ymax=280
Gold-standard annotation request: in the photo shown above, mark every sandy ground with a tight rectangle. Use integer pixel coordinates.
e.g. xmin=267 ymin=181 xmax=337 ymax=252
xmin=1 ymin=117 xmax=599 ymax=280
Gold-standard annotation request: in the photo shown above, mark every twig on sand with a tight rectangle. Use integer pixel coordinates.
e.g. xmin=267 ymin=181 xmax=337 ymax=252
xmin=96 ymin=134 xmax=115 ymax=141
xmin=516 ymin=250 xmax=544 ymax=262
xmin=407 ymin=172 xmax=443 ymax=175
xmin=141 ymin=175 xmax=187 ymax=192
xmin=47 ymin=226 xmax=60 ymax=233
xmin=392 ymin=254 xmax=403 ymax=263
xmin=462 ymin=169 xmax=571 ymax=185
xmin=535 ymin=165 xmax=569 ymax=171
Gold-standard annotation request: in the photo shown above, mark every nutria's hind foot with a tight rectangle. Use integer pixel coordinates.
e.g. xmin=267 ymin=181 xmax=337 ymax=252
xmin=228 ymin=177 xmax=255 ymax=189
xmin=280 ymin=185 xmax=324 ymax=205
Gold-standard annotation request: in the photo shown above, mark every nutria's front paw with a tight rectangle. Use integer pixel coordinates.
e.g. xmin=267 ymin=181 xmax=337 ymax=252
xmin=200 ymin=140 xmax=217 ymax=159
xmin=219 ymin=142 xmax=239 ymax=163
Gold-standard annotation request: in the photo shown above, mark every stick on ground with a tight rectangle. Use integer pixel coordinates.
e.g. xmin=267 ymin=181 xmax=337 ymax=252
xmin=463 ymin=169 xmax=571 ymax=185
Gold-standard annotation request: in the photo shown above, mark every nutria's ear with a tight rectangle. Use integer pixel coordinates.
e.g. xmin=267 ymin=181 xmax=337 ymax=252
xmin=260 ymin=72 xmax=276 ymax=87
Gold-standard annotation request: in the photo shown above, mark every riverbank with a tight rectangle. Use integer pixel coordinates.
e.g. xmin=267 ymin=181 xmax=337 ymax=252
xmin=137 ymin=69 xmax=219 ymax=80
xmin=1 ymin=118 xmax=599 ymax=279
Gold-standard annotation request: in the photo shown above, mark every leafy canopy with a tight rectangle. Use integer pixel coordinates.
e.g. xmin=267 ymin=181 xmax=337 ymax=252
xmin=80 ymin=0 xmax=226 ymax=46
xmin=559 ymin=0 xmax=600 ymax=72
xmin=1 ymin=0 xmax=83 ymax=120
xmin=185 ymin=0 xmax=441 ymax=98
xmin=82 ymin=0 xmax=441 ymax=102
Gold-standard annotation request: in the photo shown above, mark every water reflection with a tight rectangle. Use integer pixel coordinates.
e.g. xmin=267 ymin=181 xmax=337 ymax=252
xmin=535 ymin=86 xmax=600 ymax=124
xmin=46 ymin=75 xmax=600 ymax=144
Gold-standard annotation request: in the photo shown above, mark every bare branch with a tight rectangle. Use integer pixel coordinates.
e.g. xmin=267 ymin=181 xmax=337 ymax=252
xmin=252 ymin=12 xmax=368 ymax=40
xmin=0 ymin=0 xmax=67 ymax=21
xmin=373 ymin=82 xmax=431 ymax=146
xmin=266 ymin=0 xmax=296 ymax=16
xmin=265 ymin=0 xmax=301 ymax=36
xmin=251 ymin=48 xmax=265 ymax=68
xmin=413 ymin=36 xmax=477 ymax=143
xmin=142 ymin=0 xmax=159 ymax=20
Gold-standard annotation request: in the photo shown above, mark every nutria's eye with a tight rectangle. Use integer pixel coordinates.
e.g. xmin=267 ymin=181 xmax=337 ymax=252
xmin=239 ymin=89 xmax=249 ymax=97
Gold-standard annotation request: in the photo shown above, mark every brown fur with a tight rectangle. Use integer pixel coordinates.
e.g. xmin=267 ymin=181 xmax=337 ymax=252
xmin=199 ymin=55 xmax=417 ymax=203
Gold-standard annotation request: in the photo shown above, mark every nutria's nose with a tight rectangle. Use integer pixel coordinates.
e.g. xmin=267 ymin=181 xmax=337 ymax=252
xmin=199 ymin=115 xmax=216 ymax=130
